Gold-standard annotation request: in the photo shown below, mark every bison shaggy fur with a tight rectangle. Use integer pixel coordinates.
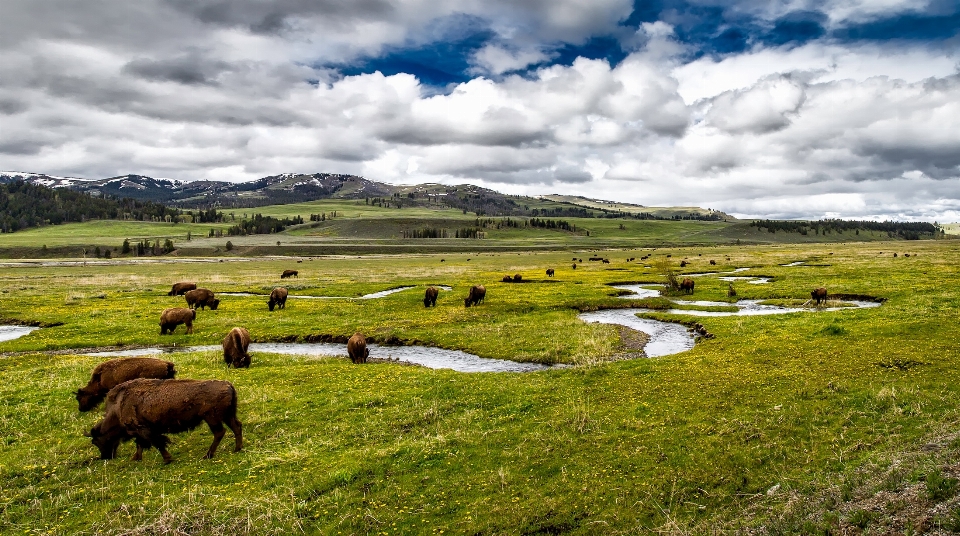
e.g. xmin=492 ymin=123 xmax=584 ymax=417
xmin=184 ymin=288 xmax=220 ymax=310
xmin=546 ymin=269 xmax=555 ymax=277
xmin=88 ymin=379 xmax=242 ymax=463
xmin=223 ymin=327 xmax=251 ymax=368
xmin=423 ymin=286 xmax=439 ymax=307
xmin=464 ymin=285 xmax=486 ymax=307
xmin=160 ymin=307 xmax=196 ymax=335
xmin=268 ymin=287 xmax=288 ymax=311
xmin=347 ymin=332 xmax=369 ymax=364
xmin=280 ymin=269 xmax=298 ymax=279
xmin=167 ymin=282 xmax=197 ymax=296
xmin=76 ymin=358 xmax=176 ymax=412
xmin=679 ymin=278 xmax=695 ymax=294
xmin=811 ymin=287 xmax=828 ymax=306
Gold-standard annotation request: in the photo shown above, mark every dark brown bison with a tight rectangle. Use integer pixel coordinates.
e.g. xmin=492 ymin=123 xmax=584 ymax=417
xmin=601 ymin=259 xmax=610 ymax=264
xmin=513 ymin=273 xmax=523 ymax=282
xmin=87 ymin=379 xmax=242 ymax=463
xmin=502 ymin=275 xmax=513 ymax=282
xmin=464 ymin=285 xmax=486 ymax=307
xmin=679 ymin=278 xmax=695 ymax=294
xmin=680 ymin=260 xmax=688 ymax=267
xmin=184 ymin=288 xmax=220 ymax=310
xmin=280 ymin=270 xmax=298 ymax=279
xmin=223 ymin=327 xmax=251 ymax=368
xmin=710 ymin=260 xmax=716 ymax=265
xmin=76 ymin=358 xmax=176 ymax=412
xmin=572 ymin=263 xmax=577 ymax=270
xmin=423 ymin=286 xmax=439 ymax=307
xmin=160 ymin=307 xmax=196 ymax=335
xmin=546 ymin=269 xmax=555 ymax=277
xmin=578 ymin=259 xmax=582 ymax=263
xmin=268 ymin=287 xmax=288 ymax=311
xmin=589 ymin=257 xmax=603 ymax=261
xmin=347 ymin=332 xmax=369 ymax=364
xmin=167 ymin=282 xmax=197 ymax=296
xmin=811 ymin=287 xmax=828 ymax=306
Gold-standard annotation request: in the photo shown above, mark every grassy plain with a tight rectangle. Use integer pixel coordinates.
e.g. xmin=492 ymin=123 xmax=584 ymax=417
xmin=1 ymin=240 xmax=959 ymax=534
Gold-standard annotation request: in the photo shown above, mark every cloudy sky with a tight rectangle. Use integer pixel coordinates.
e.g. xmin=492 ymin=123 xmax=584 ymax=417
xmin=1 ymin=0 xmax=958 ymax=220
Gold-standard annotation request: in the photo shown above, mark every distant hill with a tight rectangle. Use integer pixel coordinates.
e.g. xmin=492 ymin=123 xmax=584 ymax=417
xmin=0 ymin=171 xmax=725 ymax=218
xmin=539 ymin=194 xmax=735 ymax=221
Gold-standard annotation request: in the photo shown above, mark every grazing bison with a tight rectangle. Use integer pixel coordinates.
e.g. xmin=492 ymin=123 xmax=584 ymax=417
xmin=680 ymin=260 xmax=688 ymax=267
xmin=811 ymin=287 xmax=828 ymax=307
xmin=578 ymin=259 xmax=582 ymax=263
xmin=464 ymin=285 xmax=486 ymax=307
xmin=280 ymin=270 xmax=298 ymax=279
xmin=572 ymin=263 xmax=577 ymax=270
xmin=710 ymin=260 xmax=716 ymax=265
xmin=184 ymin=288 xmax=220 ymax=310
xmin=160 ymin=307 xmax=196 ymax=335
xmin=87 ymin=379 xmax=242 ymax=463
xmin=268 ymin=287 xmax=288 ymax=311
xmin=546 ymin=269 xmax=555 ymax=277
xmin=502 ymin=275 xmax=513 ymax=283
xmin=679 ymin=278 xmax=695 ymax=294
xmin=601 ymin=259 xmax=610 ymax=264
xmin=167 ymin=282 xmax=197 ymax=296
xmin=513 ymin=274 xmax=523 ymax=282
xmin=76 ymin=358 xmax=176 ymax=412
xmin=223 ymin=327 xmax=251 ymax=368
xmin=347 ymin=332 xmax=369 ymax=364
xmin=423 ymin=286 xmax=439 ymax=307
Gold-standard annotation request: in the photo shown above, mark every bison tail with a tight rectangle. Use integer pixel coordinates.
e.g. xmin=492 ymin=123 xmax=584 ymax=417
xmin=166 ymin=362 xmax=176 ymax=379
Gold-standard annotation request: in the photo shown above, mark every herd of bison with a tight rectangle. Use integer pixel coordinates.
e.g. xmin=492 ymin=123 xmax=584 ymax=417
xmin=75 ymin=266 xmax=831 ymax=464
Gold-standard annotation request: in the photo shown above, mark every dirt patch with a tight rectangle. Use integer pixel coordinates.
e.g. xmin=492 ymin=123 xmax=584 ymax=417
xmin=611 ymin=325 xmax=650 ymax=360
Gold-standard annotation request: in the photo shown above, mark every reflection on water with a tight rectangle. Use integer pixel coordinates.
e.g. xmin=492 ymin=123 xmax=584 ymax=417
xmin=80 ymin=342 xmax=552 ymax=373
xmin=0 ymin=325 xmax=39 ymax=343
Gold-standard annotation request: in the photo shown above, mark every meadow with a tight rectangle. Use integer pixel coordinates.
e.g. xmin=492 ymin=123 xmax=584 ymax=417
xmin=1 ymin=240 xmax=959 ymax=534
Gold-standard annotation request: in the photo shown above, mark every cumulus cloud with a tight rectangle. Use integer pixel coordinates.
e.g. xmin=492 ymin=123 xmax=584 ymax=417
xmin=0 ymin=0 xmax=958 ymax=220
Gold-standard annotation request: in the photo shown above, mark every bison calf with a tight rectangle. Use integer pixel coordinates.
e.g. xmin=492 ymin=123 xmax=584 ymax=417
xmin=280 ymin=269 xmax=298 ymax=279
xmin=464 ymin=285 xmax=486 ymax=307
xmin=160 ymin=307 xmax=196 ymax=335
xmin=223 ymin=327 xmax=251 ymax=368
xmin=87 ymin=379 xmax=242 ymax=464
xmin=184 ymin=288 xmax=220 ymax=310
xmin=268 ymin=287 xmax=288 ymax=311
xmin=347 ymin=332 xmax=369 ymax=364
xmin=76 ymin=358 xmax=176 ymax=411
xmin=167 ymin=282 xmax=197 ymax=296
xmin=423 ymin=286 xmax=439 ymax=307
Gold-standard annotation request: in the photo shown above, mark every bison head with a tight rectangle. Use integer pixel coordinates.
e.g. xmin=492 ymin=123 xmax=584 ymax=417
xmin=268 ymin=299 xmax=276 ymax=311
xmin=210 ymin=299 xmax=221 ymax=310
xmin=464 ymin=297 xmax=472 ymax=308
xmin=75 ymin=388 xmax=102 ymax=412
xmin=88 ymin=422 xmax=124 ymax=460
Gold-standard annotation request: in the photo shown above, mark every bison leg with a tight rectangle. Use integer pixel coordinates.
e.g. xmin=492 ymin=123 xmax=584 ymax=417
xmin=132 ymin=438 xmax=150 ymax=461
xmin=204 ymin=423 xmax=226 ymax=459
xmin=228 ymin=416 xmax=243 ymax=453
xmin=185 ymin=321 xmax=193 ymax=334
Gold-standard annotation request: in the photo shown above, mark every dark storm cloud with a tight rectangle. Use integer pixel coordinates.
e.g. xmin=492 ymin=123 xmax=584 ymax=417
xmin=0 ymin=98 xmax=28 ymax=115
xmin=163 ymin=0 xmax=396 ymax=34
xmin=123 ymin=54 xmax=232 ymax=86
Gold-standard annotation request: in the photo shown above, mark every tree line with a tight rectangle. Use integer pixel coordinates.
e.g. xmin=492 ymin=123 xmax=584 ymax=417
xmin=0 ymin=180 xmax=179 ymax=233
xmin=749 ymin=219 xmax=942 ymax=239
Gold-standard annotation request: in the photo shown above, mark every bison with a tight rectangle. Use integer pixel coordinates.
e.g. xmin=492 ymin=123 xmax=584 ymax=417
xmin=423 ymin=286 xmax=439 ymax=307
xmin=167 ymin=282 xmax=197 ymax=296
xmin=76 ymin=358 xmax=176 ymax=412
xmin=572 ymin=263 xmax=577 ymax=270
xmin=87 ymin=378 xmax=242 ymax=463
xmin=679 ymin=278 xmax=695 ymax=294
xmin=184 ymin=288 xmax=220 ymax=310
xmin=268 ymin=287 xmax=288 ymax=311
xmin=680 ymin=260 xmax=688 ymax=267
xmin=464 ymin=285 xmax=486 ymax=307
xmin=546 ymin=269 xmax=555 ymax=277
xmin=601 ymin=259 xmax=610 ymax=264
xmin=710 ymin=260 xmax=716 ymax=265
xmin=513 ymin=274 xmax=523 ymax=282
xmin=280 ymin=270 xmax=298 ymax=279
xmin=223 ymin=327 xmax=251 ymax=368
xmin=502 ymin=275 xmax=513 ymax=283
xmin=811 ymin=287 xmax=827 ymax=307
xmin=347 ymin=332 xmax=369 ymax=364
xmin=160 ymin=307 xmax=196 ymax=335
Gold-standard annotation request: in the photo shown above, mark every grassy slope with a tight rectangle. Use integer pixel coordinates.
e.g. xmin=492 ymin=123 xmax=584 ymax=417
xmin=1 ymin=242 xmax=959 ymax=533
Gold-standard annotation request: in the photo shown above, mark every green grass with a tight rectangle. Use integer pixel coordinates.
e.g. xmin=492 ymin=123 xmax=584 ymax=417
xmin=1 ymin=241 xmax=959 ymax=533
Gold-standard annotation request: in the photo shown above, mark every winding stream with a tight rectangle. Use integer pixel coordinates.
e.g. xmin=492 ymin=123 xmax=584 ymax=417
xmin=0 ymin=325 xmax=39 ymax=343
xmin=220 ymin=285 xmax=452 ymax=300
